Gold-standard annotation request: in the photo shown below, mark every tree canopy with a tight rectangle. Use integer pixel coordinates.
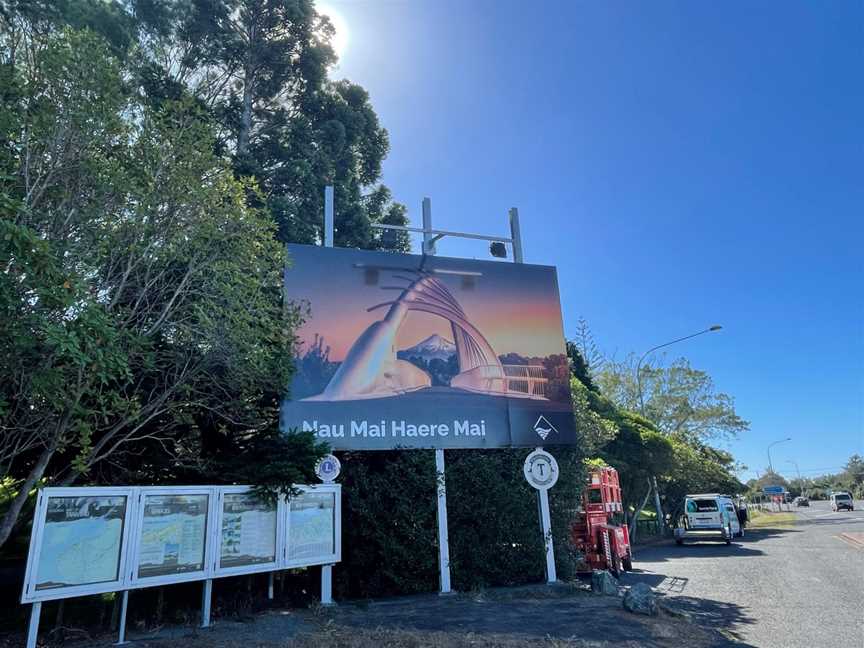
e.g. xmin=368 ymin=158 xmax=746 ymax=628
xmin=597 ymin=354 xmax=750 ymax=443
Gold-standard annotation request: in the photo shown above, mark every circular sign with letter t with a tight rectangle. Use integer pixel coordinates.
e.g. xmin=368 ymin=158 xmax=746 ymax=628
xmin=523 ymin=449 xmax=559 ymax=490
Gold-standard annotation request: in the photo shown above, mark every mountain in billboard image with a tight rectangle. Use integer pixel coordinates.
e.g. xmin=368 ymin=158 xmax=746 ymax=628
xmin=398 ymin=334 xmax=457 ymax=362
xmin=397 ymin=335 xmax=459 ymax=387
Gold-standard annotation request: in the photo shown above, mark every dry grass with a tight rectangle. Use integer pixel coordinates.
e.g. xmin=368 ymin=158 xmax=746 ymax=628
xmin=748 ymin=510 xmax=797 ymax=528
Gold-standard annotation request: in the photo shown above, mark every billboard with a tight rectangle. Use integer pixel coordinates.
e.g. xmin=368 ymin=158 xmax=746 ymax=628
xmin=281 ymin=244 xmax=576 ymax=450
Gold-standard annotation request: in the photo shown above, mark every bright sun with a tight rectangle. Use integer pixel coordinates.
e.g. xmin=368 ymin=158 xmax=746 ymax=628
xmin=317 ymin=3 xmax=350 ymax=62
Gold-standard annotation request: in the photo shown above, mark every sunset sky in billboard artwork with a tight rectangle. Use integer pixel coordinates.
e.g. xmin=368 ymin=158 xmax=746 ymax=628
xmin=286 ymin=247 xmax=567 ymax=363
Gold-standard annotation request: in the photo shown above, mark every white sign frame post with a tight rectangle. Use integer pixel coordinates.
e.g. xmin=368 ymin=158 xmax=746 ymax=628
xmin=523 ymin=448 xmax=559 ymax=584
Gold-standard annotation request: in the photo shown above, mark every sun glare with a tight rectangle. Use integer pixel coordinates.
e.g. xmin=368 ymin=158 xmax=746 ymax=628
xmin=318 ymin=3 xmax=349 ymax=63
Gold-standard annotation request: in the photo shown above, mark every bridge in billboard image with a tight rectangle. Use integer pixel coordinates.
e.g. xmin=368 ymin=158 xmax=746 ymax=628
xmin=281 ymin=245 xmax=577 ymax=450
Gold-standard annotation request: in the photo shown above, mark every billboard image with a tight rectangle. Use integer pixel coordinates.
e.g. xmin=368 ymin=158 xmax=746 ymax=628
xmin=281 ymin=244 xmax=576 ymax=450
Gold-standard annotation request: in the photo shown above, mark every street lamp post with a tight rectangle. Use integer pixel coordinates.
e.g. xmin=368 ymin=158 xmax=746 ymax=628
xmin=631 ymin=325 xmax=722 ymax=537
xmin=786 ymin=459 xmax=802 ymax=481
xmin=767 ymin=437 xmax=792 ymax=475
xmin=635 ymin=325 xmax=723 ymax=414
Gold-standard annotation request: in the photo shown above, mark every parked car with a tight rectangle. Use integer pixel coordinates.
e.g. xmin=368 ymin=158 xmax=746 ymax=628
xmin=675 ymin=494 xmax=742 ymax=545
xmin=831 ymin=492 xmax=854 ymax=512
xmin=794 ymin=496 xmax=809 ymax=507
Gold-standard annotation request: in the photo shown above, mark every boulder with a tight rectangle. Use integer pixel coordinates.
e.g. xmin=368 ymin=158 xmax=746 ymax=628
xmin=623 ymin=582 xmax=658 ymax=616
xmin=591 ymin=570 xmax=619 ymax=596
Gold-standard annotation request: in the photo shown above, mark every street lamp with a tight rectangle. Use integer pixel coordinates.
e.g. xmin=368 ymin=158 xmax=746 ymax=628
xmin=767 ymin=437 xmax=792 ymax=475
xmin=631 ymin=325 xmax=722 ymax=536
xmin=786 ymin=459 xmax=801 ymax=481
xmin=635 ymin=325 xmax=723 ymax=413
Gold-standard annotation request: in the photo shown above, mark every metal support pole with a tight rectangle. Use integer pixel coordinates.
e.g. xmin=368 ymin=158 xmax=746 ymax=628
xmin=508 ymin=208 xmax=523 ymax=263
xmin=422 ymin=197 xmax=434 ymax=255
xmin=200 ymin=579 xmax=213 ymax=628
xmin=652 ymin=475 xmax=665 ymax=534
xmin=435 ymin=448 xmax=452 ymax=594
xmin=26 ymin=602 xmax=41 ymax=648
xmin=324 ymin=185 xmax=334 ymax=248
xmin=115 ymin=591 xmax=130 ymax=645
xmin=537 ymin=487 xmax=557 ymax=583
xmin=268 ymin=573 xmax=275 ymax=600
xmin=320 ymin=565 xmax=334 ymax=605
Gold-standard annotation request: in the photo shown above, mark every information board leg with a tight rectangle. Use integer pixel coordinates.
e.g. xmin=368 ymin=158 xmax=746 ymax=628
xmin=115 ymin=591 xmax=130 ymax=645
xmin=268 ymin=572 xmax=275 ymax=600
xmin=538 ymin=488 xmax=557 ymax=583
xmin=435 ymin=448 xmax=453 ymax=594
xmin=321 ymin=565 xmax=334 ymax=606
xmin=26 ymin=602 xmax=41 ymax=648
xmin=200 ymin=579 xmax=213 ymax=628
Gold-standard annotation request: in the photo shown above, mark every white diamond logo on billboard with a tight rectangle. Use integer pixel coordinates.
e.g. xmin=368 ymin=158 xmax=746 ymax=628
xmin=533 ymin=415 xmax=557 ymax=441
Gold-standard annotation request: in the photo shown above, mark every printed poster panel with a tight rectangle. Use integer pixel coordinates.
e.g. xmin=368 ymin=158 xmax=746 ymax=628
xmin=288 ymin=492 xmax=335 ymax=562
xmin=281 ymin=244 xmax=576 ymax=450
xmin=35 ymin=496 xmax=126 ymax=591
xmin=137 ymin=494 xmax=208 ymax=578
xmin=220 ymin=493 xmax=277 ymax=569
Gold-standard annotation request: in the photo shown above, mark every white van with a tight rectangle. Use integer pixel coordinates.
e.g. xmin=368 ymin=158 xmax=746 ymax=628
xmin=830 ymin=492 xmax=854 ymax=512
xmin=675 ymin=494 xmax=742 ymax=545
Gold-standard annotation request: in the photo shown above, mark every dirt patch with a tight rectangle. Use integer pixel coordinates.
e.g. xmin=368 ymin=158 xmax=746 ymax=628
xmin=8 ymin=584 xmax=745 ymax=648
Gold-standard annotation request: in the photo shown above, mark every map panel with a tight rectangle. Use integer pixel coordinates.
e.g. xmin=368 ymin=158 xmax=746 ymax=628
xmin=220 ymin=493 xmax=277 ymax=568
xmin=288 ymin=492 xmax=335 ymax=562
xmin=137 ymin=494 xmax=208 ymax=578
xmin=35 ymin=496 xmax=126 ymax=591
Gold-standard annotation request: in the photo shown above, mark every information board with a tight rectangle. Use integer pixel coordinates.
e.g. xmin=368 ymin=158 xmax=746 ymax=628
xmin=22 ymin=484 xmax=341 ymax=604
xmin=219 ymin=493 xmax=277 ymax=569
xmin=35 ymin=495 xmax=127 ymax=591
xmin=136 ymin=494 xmax=208 ymax=579
xmin=288 ymin=490 xmax=337 ymax=565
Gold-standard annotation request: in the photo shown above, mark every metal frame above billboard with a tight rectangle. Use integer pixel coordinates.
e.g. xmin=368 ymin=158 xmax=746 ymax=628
xmin=281 ymin=244 xmax=577 ymax=450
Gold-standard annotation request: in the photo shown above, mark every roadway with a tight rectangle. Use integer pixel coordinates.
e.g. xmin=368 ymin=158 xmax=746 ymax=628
xmin=622 ymin=500 xmax=864 ymax=648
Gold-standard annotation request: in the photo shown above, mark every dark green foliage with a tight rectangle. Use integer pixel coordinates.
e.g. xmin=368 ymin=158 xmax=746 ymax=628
xmin=446 ymin=450 xmax=546 ymax=589
xmin=335 ymin=451 xmax=439 ymax=598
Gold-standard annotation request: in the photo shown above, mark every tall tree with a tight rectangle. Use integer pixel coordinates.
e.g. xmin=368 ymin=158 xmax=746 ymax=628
xmin=597 ymin=355 xmax=749 ymax=443
xmin=129 ymin=0 xmax=409 ymax=249
xmin=0 ymin=24 xmax=319 ymax=548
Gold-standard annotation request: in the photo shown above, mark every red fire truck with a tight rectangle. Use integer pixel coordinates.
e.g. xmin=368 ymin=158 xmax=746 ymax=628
xmin=571 ymin=466 xmax=633 ymax=575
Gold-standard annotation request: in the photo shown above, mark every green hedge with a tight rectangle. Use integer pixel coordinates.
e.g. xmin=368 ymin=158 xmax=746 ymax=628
xmin=334 ymin=447 xmax=585 ymax=598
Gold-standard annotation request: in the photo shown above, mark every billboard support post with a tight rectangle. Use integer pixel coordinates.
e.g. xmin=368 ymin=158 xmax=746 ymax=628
xmin=509 ymin=208 xmax=523 ymax=264
xmin=26 ymin=602 xmax=40 ymax=648
xmin=114 ymin=590 xmax=130 ymax=645
xmin=422 ymin=199 xmax=453 ymax=594
xmin=200 ymin=579 xmax=212 ymax=628
xmin=324 ymin=186 xmax=334 ymax=248
xmin=267 ymin=573 xmax=274 ymax=600
xmin=435 ymin=448 xmax=452 ymax=594
xmin=422 ymin=197 xmax=434 ymax=254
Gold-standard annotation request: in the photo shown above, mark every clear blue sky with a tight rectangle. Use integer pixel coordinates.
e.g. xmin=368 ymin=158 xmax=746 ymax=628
xmin=321 ymin=0 xmax=863 ymax=481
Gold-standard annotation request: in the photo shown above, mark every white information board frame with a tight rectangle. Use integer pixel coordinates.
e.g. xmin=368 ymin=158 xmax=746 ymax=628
xmin=127 ymin=486 xmax=218 ymax=588
xmin=22 ymin=484 xmax=343 ymax=604
xmin=283 ymin=484 xmax=342 ymax=569
xmin=21 ymin=487 xmax=137 ymax=604
xmin=213 ymin=486 xmax=285 ymax=578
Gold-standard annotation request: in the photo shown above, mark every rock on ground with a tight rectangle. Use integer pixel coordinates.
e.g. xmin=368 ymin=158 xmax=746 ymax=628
xmin=623 ymin=582 xmax=658 ymax=616
xmin=591 ymin=570 xmax=619 ymax=596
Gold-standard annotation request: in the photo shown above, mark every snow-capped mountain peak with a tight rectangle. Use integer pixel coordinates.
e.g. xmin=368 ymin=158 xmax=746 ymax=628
xmin=398 ymin=334 xmax=456 ymax=360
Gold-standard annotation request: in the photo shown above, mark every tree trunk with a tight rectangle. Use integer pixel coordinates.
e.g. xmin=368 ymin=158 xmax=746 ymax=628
xmin=628 ymin=477 xmax=654 ymax=540
xmin=0 ymin=443 xmax=56 ymax=549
